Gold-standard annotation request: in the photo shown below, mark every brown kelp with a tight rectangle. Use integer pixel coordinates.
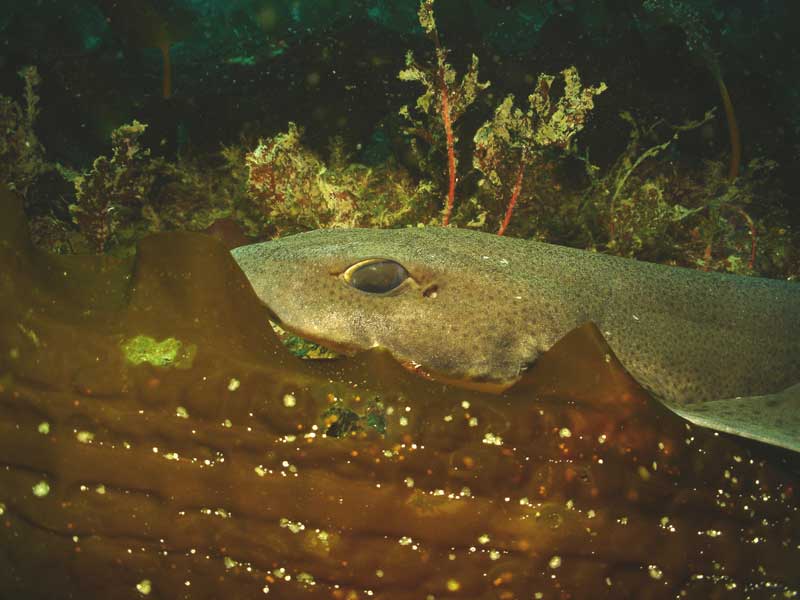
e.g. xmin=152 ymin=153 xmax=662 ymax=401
xmin=0 ymin=188 xmax=798 ymax=599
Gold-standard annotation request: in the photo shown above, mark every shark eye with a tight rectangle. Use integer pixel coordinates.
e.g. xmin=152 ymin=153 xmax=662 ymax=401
xmin=343 ymin=259 xmax=410 ymax=294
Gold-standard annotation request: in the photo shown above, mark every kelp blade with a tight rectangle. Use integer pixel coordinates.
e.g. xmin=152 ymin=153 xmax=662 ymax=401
xmin=0 ymin=189 xmax=798 ymax=599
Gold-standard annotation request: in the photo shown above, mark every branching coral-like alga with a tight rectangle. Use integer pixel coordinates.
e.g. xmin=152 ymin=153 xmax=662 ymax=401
xmin=245 ymin=123 xmax=435 ymax=231
xmin=398 ymin=0 xmax=489 ymax=225
xmin=67 ymin=121 xmax=155 ymax=252
xmin=474 ymin=67 xmax=606 ymax=235
xmin=0 ymin=66 xmax=47 ymax=193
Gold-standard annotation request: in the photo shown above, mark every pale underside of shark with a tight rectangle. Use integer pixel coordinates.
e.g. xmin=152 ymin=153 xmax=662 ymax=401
xmin=232 ymin=227 xmax=800 ymax=452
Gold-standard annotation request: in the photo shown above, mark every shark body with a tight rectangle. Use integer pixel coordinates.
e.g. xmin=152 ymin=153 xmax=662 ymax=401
xmin=232 ymin=227 xmax=800 ymax=451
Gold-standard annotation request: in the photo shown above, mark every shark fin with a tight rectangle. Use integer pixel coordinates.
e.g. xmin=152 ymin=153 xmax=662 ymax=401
xmin=667 ymin=384 xmax=800 ymax=453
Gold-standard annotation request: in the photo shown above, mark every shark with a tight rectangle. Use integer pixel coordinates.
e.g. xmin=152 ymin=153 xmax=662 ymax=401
xmin=232 ymin=226 xmax=800 ymax=452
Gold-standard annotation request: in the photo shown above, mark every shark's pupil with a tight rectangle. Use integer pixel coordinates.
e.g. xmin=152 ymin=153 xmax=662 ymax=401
xmin=345 ymin=259 xmax=410 ymax=293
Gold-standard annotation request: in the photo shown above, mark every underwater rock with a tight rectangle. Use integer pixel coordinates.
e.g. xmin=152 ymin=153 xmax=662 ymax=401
xmin=0 ymin=188 xmax=798 ymax=599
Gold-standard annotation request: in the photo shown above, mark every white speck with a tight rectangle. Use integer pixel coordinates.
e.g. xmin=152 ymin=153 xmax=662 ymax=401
xmin=279 ymin=518 xmax=306 ymax=534
xmin=76 ymin=431 xmax=94 ymax=443
xmin=482 ymin=432 xmax=503 ymax=446
xmin=648 ymin=565 xmax=663 ymax=580
xmin=297 ymin=572 xmax=315 ymax=586
xmin=632 ymin=314 xmax=640 ymax=321
xmin=136 ymin=580 xmax=152 ymax=595
xmin=32 ymin=481 xmax=50 ymax=497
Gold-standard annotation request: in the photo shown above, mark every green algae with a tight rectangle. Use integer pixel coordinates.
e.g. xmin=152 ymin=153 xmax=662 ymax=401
xmin=120 ymin=334 xmax=196 ymax=369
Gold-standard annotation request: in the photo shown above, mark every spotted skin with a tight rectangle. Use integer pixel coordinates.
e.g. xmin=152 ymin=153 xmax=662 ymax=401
xmin=232 ymin=227 xmax=800 ymax=449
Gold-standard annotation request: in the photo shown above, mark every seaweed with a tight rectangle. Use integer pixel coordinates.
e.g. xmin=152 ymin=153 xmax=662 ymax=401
xmin=244 ymin=122 xmax=437 ymax=232
xmin=1 ymin=188 xmax=798 ymax=598
xmin=643 ymin=0 xmax=741 ymax=180
xmin=398 ymin=0 xmax=490 ymax=225
xmin=0 ymin=66 xmax=47 ymax=194
xmin=65 ymin=121 xmax=156 ymax=252
xmin=473 ymin=66 xmax=606 ymax=235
